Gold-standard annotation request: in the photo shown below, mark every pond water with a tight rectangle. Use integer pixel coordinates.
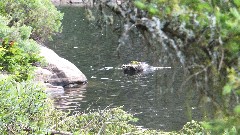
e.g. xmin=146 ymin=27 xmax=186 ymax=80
xmin=45 ymin=7 xmax=208 ymax=131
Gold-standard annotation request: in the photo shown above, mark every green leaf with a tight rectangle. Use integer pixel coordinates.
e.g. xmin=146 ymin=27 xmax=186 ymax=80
xmin=134 ymin=1 xmax=146 ymax=10
xmin=165 ymin=7 xmax=171 ymax=15
xmin=201 ymin=121 xmax=212 ymax=130
xmin=197 ymin=3 xmax=212 ymax=12
xmin=234 ymin=105 xmax=240 ymax=114
xmin=148 ymin=7 xmax=159 ymax=15
xmin=230 ymin=8 xmax=240 ymax=20
xmin=236 ymin=89 xmax=240 ymax=95
xmin=222 ymin=84 xmax=232 ymax=95
xmin=225 ymin=42 xmax=240 ymax=54
xmin=233 ymin=0 xmax=240 ymax=7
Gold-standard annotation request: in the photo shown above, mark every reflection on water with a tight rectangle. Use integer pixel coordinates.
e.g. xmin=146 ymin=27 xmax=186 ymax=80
xmin=47 ymin=85 xmax=87 ymax=111
xmin=45 ymin=7 xmax=206 ymax=131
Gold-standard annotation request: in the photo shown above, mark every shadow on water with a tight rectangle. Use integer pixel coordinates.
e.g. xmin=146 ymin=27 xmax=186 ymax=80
xmin=45 ymin=7 xmax=213 ymax=131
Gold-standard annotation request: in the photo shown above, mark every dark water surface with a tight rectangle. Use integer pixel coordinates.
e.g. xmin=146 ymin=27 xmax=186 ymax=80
xmin=46 ymin=7 xmax=206 ymax=131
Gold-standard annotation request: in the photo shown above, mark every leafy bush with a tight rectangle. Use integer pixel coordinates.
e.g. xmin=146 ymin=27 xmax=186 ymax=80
xmin=0 ymin=0 xmax=62 ymax=72
xmin=178 ymin=120 xmax=205 ymax=135
xmin=0 ymin=14 xmax=40 ymax=53
xmin=51 ymin=107 xmax=138 ymax=134
xmin=0 ymin=0 xmax=63 ymax=41
xmin=0 ymin=14 xmax=42 ymax=81
xmin=49 ymin=106 xmax=173 ymax=135
xmin=0 ymin=39 xmax=42 ymax=81
xmin=0 ymin=76 xmax=53 ymax=134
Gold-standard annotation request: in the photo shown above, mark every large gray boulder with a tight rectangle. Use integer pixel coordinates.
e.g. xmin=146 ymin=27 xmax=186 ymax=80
xmin=35 ymin=46 xmax=87 ymax=88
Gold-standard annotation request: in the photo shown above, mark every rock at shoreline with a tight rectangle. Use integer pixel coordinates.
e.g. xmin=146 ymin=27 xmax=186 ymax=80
xmin=34 ymin=46 xmax=87 ymax=88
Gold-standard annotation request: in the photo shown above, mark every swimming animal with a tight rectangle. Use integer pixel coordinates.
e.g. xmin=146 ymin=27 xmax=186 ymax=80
xmin=122 ymin=61 xmax=155 ymax=75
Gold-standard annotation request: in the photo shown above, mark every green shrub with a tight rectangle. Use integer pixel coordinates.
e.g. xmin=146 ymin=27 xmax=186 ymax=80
xmin=0 ymin=0 xmax=63 ymax=41
xmin=0 ymin=39 xmax=42 ymax=81
xmin=0 ymin=14 xmax=40 ymax=53
xmin=0 ymin=14 xmax=43 ymax=81
xmin=53 ymin=107 xmax=139 ymax=134
xmin=179 ymin=120 xmax=205 ymax=135
xmin=50 ymin=107 xmax=173 ymax=135
xmin=0 ymin=76 xmax=52 ymax=134
xmin=52 ymin=107 xmax=207 ymax=134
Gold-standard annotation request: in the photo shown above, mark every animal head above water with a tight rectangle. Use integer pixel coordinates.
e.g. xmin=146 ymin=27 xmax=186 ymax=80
xmin=130 ymin=61 xmax=140 ymax=65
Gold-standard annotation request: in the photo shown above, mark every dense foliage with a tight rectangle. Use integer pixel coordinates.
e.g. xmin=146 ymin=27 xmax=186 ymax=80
xmin=49 ymin=107 xmax=206 ymax=135
xmin=0 ymin=14 xmax=42 ymax=81
xmin=0 ymin=0 xmax=63 ymax=81
xmin=0 ymin=0 xmax=62 ymax=134
xmin=0 ymin=39 xmax=42 ymax=81
xmin=0 ymin=0 xmax=63 ymax=42
xmin=0 ymin=77 xmax=53 ymax=134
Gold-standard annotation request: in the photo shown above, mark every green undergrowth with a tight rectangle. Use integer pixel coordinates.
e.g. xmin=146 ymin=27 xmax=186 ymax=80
xmin=0 ymin=39 xmax=42 ymax=81
xmin=0 ymin=14 xmax=43 ymax=81
xmin=0 ymin=76 xmax=53 ymax=134
xmin=54 ymin=109 xmax=206 ymax=135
